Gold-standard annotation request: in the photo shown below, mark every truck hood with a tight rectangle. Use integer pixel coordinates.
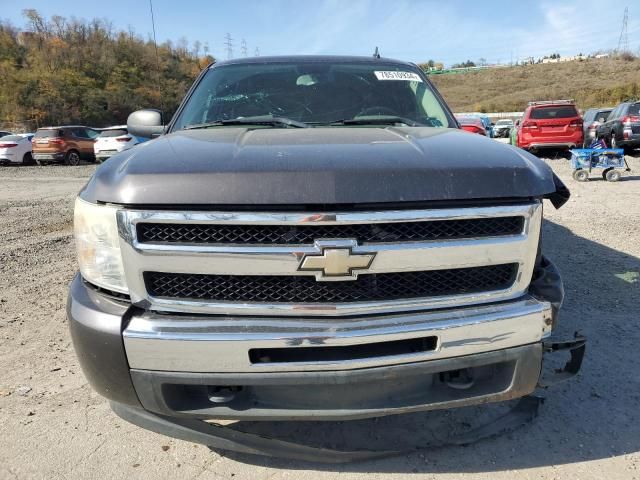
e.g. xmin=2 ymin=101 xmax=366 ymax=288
xmin=81 ymin=127 xmax=567 ymax=206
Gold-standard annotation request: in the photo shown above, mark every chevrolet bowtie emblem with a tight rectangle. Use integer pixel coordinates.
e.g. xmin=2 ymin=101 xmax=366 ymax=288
xmin=298 ymin=240 xmax=376 ymax=281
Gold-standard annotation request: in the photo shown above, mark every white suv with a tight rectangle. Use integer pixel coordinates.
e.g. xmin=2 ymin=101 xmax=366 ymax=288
xmin=94 ymin=126 xmax=141 ymax=162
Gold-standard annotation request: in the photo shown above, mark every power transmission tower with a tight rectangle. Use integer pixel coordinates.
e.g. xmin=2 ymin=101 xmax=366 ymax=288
xmin=617 ymin=7 xmax=629 ymax=52
xmin=241 ymin=38 xmax=248 ymax=57
xmin=224 ymin=33 xmax=234 ymax=59
xmin=148 ymin=0 xmax=164 ymax=112
xmin=254 ymin=46 xmax=260 ymax=57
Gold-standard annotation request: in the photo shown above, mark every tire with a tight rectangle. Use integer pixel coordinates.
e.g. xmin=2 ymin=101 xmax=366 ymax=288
xmin=35 ymin=159 xmax=47 ymax=166
xmin=65 ymin=150 xmax=80 ymax=166
xmin=573 ymin=169 xmax=589 ymax=181
xmin=22 ymin=152 xmax=33 ymax=166
xmin=605 ymin=169 xmax=621 ymax=182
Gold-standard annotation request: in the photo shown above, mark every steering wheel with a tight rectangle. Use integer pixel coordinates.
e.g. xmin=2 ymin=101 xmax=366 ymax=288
xmin=262 ymin=93 xmax=312 ymax=116
xmin=356 ymin=106 xmax=399 ymax=117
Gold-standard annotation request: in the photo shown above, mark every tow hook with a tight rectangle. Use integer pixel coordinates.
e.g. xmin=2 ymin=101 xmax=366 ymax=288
xmin=538 ymin=332 xmax=586 ymax=388
xmin=442 ymin=368 xmax=475 ymax=390
xmin=207 ymin=386 xmax=242 ymax=404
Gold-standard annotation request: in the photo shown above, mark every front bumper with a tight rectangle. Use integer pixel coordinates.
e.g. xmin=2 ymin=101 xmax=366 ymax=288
xmin=518 ymin=134 xmax=582 ymax=150
xmin=123 ymin=297 xmax=553 ymax=374
xmin=526 ymin=142 xmax=580 ymax=150
xmin=68 ymin=272 xmax=566 ymax=420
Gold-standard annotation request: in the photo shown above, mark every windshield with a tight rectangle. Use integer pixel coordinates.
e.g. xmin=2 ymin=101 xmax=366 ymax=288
xmin=0 ymin=135 xmax=24 ymax=142
xmin=530 ymin=105 xmax=578 ymax=120
xmin=35 ymin=129 xmax=63 ymax=138
xmin=172 ymin=61 xmax=453 ymax=130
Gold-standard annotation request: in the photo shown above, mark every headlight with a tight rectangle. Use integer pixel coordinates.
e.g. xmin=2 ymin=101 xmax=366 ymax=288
xmin=74 ymin=197 xmax=128 ymax=294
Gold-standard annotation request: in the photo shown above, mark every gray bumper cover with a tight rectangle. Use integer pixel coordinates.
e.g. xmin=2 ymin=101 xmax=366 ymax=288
xmin=67 ymin=253 xmax=584 ymax=461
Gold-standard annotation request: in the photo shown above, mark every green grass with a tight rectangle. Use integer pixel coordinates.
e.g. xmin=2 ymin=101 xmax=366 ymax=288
xmin=430 ymin=57 xmax=640 ymax=113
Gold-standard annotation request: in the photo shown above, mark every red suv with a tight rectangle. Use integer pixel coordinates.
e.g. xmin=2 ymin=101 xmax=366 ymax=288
xmin=516 ymin=100 xmax=583 ymax=151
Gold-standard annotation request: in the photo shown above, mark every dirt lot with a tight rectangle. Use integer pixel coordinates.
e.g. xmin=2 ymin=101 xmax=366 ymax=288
xmin=1 ymin=156 xmax=639 ymax=480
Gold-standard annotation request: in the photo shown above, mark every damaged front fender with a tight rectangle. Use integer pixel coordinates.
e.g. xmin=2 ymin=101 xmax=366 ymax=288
xmin=545 ymin=172 xmax=571 ymax=209
xmin=529 ymin=255 xmax=565 ymax=326
xmin=539 ymin=334 xmax=586 ymax=388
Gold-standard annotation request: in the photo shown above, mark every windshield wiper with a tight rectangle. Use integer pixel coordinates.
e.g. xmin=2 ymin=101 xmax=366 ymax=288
xmin=184 ymin=115 xmax=309 ymax=130
xmin=326 ymin=116 xmax=425 ymax=127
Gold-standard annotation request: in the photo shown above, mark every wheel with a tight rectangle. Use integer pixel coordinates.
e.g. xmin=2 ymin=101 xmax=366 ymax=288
xmin=605 ymin=169 xmax=621 ymax=182
xmin=65 ymin=150 xmax=80 ymax=166
xmin=35 ymin=159 xmax=47 ymax=166
xmin=22 ymin=152 xmax=33 ymax=166
xmin=572 ymin=169 xmax=589 ymax=181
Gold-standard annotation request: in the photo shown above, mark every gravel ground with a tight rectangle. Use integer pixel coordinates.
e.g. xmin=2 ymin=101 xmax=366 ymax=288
xmin=1 ymin=156 xmax=639 ymax=480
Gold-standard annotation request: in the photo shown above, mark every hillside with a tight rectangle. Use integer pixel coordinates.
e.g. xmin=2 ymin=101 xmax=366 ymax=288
xmin=2 ymin=11 xmax=640 ymax=129
xmin=430 ymin=57 xmax=640 ymax=113
xmin=0 ymin=10 xmax=212 ymax=131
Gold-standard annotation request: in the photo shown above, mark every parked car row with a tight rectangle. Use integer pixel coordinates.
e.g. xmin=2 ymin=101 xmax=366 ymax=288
xmin=508 ymin=99 xmax=640 ymax=153
xmin=6 ymin=99 xmax=638 ymax=167
xmin=0 ymin=125 xmax=147 ymax=166
xmin=454 ymin=115 xmax=514 ymax=138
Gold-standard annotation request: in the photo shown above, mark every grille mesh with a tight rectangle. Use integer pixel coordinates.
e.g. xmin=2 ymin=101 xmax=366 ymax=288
xmin=144 ymin=264 xmax=517 ymax=304
xmin=136 ymin=216 xmax=524 ymax=245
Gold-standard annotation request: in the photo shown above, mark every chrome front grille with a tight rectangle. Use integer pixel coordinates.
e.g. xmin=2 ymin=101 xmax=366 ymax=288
xmin=136 ymin=216 xmax=525 ymax=245
xmin=144 ymin=264 xmax=518 ymax=303
xmin=117 ymin=203 xmax=542 ymax=316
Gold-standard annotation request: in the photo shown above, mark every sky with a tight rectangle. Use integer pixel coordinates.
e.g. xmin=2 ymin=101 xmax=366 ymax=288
xmin=1 ymin=0 xmax=639 ymax=66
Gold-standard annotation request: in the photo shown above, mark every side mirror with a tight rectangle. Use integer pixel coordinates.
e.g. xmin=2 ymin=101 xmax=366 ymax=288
xmin=127 ymin=109 xmax=165 ymax=138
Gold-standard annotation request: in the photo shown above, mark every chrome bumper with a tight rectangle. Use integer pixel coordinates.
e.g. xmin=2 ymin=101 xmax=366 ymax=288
xmin=528 ymin=142 xmax=578 ymax=149
xmin=123 ymin=295 xmax=553 ymax=373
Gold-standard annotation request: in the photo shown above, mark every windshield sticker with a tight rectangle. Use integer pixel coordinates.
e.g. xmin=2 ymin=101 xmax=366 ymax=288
xmin=374 ymin=71 xmax=423 ymax=82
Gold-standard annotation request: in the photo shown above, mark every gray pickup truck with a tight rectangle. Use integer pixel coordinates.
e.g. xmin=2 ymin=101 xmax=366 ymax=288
xmin=68 ymin=55 xmax=583 ymax=460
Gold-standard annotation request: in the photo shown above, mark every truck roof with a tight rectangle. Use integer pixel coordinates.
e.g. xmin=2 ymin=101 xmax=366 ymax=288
xmin=212 ymin=55 xmax=414 ymax=68
xmin=37 ymin=125 xmax=92 ymax=130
